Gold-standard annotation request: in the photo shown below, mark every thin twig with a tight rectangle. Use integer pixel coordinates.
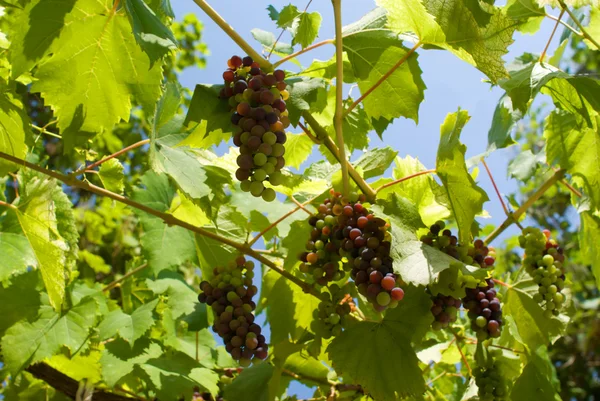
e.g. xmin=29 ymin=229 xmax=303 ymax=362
xmin=273 ymin=39 xmax=335 ymax=68
xmin=332 ymin=0 xmax=349 ymax=196
xmin=559 ymin=179 xmax=582 ymax=197
xmin=31 ymin=124 xmax=62 ymax=139
xmin=290 ymin=195 xmax=314 ymax=215
xmin=0 ymin=150 xmax=319 ymax=298
xmin=557 ymin=0 xmax=600 ymax=50
xmin=484 ymin=169 xmax=565 ymax=244
xmin=102 ymin=263 xmax=149 ymax=292
xmin=74 ymin=139 xmax=150 ymax=176
xmin=0 ymin=200 xmax=17 ymax=210
xmin=375 ymin=169 xmax=436 ymax=194
xmin=481 ymin=158 xmax=509 ymax=216
xmin=540 ymin=9 xmax=565 ymax=62
xmin=192 ymin=0 xmax=272 ymax=69
xmin=545 ymin=13 xmax=582 ymax=36
xmin=298 ymin=121 xmax=321 ymax=144
xmin=248 ymin=193 xmax=319 ymax=246
xmin=492 ymin=278 xmax=511 ymax=288
xmin=452 ymin=331 xmax=472 ymax=377
xmin=345 ymin=41 xmax=422 ymax=116
xmin=196 ymin=332 xmax=199 ymax=362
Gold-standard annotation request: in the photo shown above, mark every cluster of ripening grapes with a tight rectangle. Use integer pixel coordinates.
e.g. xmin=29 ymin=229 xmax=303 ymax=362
xmin=420 ymin=221 xmax=496 ymax=269
xmin=474 ymin=352 xmax=509 ymax=401
xmin=311 ymin=284 xmax=353 ymax=339
xmin=463 ymin=279 xmax=503 ymax=339
xmin=429 ymin=293 xmax=462 ymax=330
xmin=197 ymin=256 xmax=268 ymax=366
xmin=220 ymin=55 xmax=290 ymax=202
xmin=519 ymin=227 xmax=566 ymax=318
xmin=299 ymin=190 xmax=405 ymax=311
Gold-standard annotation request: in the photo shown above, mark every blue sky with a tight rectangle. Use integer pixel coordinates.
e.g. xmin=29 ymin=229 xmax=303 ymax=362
xmin=170 ymin=1 xmax=565 ymax=398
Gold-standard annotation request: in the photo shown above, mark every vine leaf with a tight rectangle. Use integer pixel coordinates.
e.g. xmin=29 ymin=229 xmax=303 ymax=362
xmin=132 ymin=172 xmax=198 ymax=273
xmin=293 ymin=12 xmax=322 ymax=49
xmin=435 ymin=110 xmax=488 ymax=244
xmin=353 ymin=146 xmax=398 ymax=179
xmin=0 ymin=90 xmax=28 ymax=175
xmin=282 ymin=133 xmax=313 ymax=169
xmin=342 ymin=8 xmax=426 ymax=123
xmin=327 ymin=309 xmax=426 ymax=399
xmin=30 ymin=0 xmax=163 ymax=149
xmin=100 ymin=339 xmax=163 ymax=387
xmin=1 ymin=295 xmax=97 ymax=374
xmin=124 ymin=0 xmax=177 ymax=64
xmin=580 ymin=211 xmax=600 ymax=288
xmin=511 ymin=348 xmax=558 ymax=400
xmin=0 ymin=271 xmax=40 ymax=337
xmin=97 ymin=299 xmax=159 ymax=345
xmin=251 ymin=29 xmax=293 ymax=55
xmin=98 ymin=158 xmax=125 ymax=194
xmin=378 ymin=0 xmax=521 ymax=83
xmin=223 ymin=363 xmax=276 ymax=401
xmin=0 ymin=231 xmax=35 ymax=281
xmin=184 ymin=84 xmax=233 ymax=145
xmin=487 ymin=94 xmax=521 ymax=150
xmin=544 ymin=110 xmax=600 ymax=210
xmin=146 ymin=271 xmax=200 ymax=319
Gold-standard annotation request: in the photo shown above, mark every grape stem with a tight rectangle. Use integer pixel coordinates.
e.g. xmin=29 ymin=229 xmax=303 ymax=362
xmin=298 ymin=121 xmax=321 ymax=144
xmin=544 ymin=13 xmax=582 ymax=36
xmin=102 ymin=263 xmax=149 ymax=292
xmin=557 ymin=0 xmax=600 ymax=50
xmin=302 ymin=112 xmax=376 ymax=199
xmin=540 ymin=9 xmax=565 ymax=62
xmin=273 ymin=39 xmax=335 ymax=68
xmin=484 ymin=169 xmax=566 ymax=245
xmin=248 ymin=193 xmax=319 ymax=246
xmin=31 ymin=123 xmax=62 ymax=139
xmin=73 ymin=138 xmax=150 ymax=176
xmin=290 ymin=195 xmax=315 ymax=215
xmin=374 ymin=169 xmax=436 ymax=194
xmin=344 ymin=40 xmax=422 ymax=116
xmin=452 ymin=330 xmax=472 ymax=377
xmin=492 ymin=278 xmax=511 ymax=288
xmin=481 ymin=158 xmax=509 ymax=216
xmin=191 ymin=0 xmax=273 ymax=70
xmin=0 ymin=200 xmax=17 ymax=210
xmin=332 ymin=0 xmax=350 ymax=197
xmin=0 ymin=150 xmax=319 ymax=298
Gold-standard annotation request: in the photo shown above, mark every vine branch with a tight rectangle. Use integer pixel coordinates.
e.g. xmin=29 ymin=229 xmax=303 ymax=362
xmin=557 ymin=0 xmax=600 ymax=50
xmin=374 ymin=169 xmax=436 ymax=194
xmin=102 ymin=263 xmax=149 ymax=292
xmin=540 ymin=9 xmax=565 ymax=62
xmin=481 ymin=158 xmax=509 ymax=216
xmin=484 ymin=169 xmax=565 ymax=244
xmin=31 ymin=123 xmax=62 ymax=139
xmin=74 ymin=139 xmax=150 ymax=176
xmin=192 ymin=0 xmax=273 ymax=70
xmin=345 ymin=40 xmax=422 ymax=116
xmin=273 ymin=39 xmax=335 ymax=68
xmin=332 ymin=0 xmax=349 ymax=196
xmin=302 ymin=112 xmax=376 ymax=199
xmin=0 ymin=151 xmax=318 ymax=297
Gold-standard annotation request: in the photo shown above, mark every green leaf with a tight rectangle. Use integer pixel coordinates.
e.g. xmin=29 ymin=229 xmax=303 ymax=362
xmin=282 ymin=133 xmax=313 ymax=169
xmin=2 ymin=295 xmax=97 ymax=374
xmin=379 ymin=0 xmax=520 ymax=83
xmin=0 ymin=270 xmax=41 ymax=337
xmin=100 ymin=339 xmax=163 ymax=387
xmin=98 ymin=158 xmax=125 ymax=194
xmin=0 ymin=231 xmax=36 ymax=281
xmin=327 ymin=319 xmax=426 ymax=399
xmin=31 ymin=0 xmax=163 ymax=148
xmin=487 ymin=95 xmax=521 ymax=150
xmin=267 ymin=5 xmax=280 ymax=22
xmin=286 ymin=77 xmax=327 ymax=125
xmin=132 ymin=172 xmax=198 ymax=273
xmin=342 ymin=8 xmax=425 ymax=122
xmin=503 ymin=285 xmax=563 ymax=351
xmin=583 ymin=7 xmax=600 ymax=49
xmin=383 ymin=285 xmax=434 ymax=343
xmin=251 ymin=28 xmax=293 ymax=54
xmin=146 ymin=271 xmax=200 ymax=319
xmin=184 ymin=84 xmax=233 ymax=143
xmin=293 ymin=12 xmax=322 ymax=49
xmin=223 ymin=363 xmax=275 ymax=401
xmin=580 ymin=211 xmax=600 ymax=289
xmin=507 ymin=149 xmax=545 ymax=181
xmin=124 ymin=0 xmax=177 ymax=64
xmin=0 ymin=90 xmax=28 ymax=176
xmin=377 ymin=156 xmax=449 ymax=226
xmin=277 ymin=4 xmax=300 ymax=29
xmin=544 ymin=110 xmax=600 ymax=210
xmin=354 ymin=147 xmax=398 ymax=179
xmin=511 ymin=351 xmax=558 ymax=401
xmin=98 ymin=299 xmax=159 ymax=344
xmin=435 ymin=110 xmax=488 ymax=244
xmin=79 ymin=250 xmax=111 ymax=274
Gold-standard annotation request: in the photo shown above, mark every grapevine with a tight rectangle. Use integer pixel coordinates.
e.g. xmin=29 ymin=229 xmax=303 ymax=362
xmin=198 ymin=256 xmax=268 ymax=366
xmin=519 ymin=227 xmax=566 ymax=317
xmin=220 ymin=55 xmax=290 ymax=201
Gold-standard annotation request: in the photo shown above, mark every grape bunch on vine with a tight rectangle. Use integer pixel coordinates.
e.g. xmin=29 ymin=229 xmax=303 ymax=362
xmin=0 ymin=0 xmax=598 ymax=400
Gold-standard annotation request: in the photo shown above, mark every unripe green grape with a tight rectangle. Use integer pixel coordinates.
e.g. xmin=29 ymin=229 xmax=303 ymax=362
xmin=533 ymin=293 xmax=543 ymax=303
xmin=241 ymin=132 xmax=251 ymax=144
xmin=542 ymin=254 xmax=554 ymax=266
xmin=476 ymin=316 xmax=487 ymax=328
xmin=263 ymin=163 xmax=275 ymax=175
xmin=543 ymin=310 xmax=553 ymax=319
xmin=271 ymin=143 xmax=285 ymax=157
xmin=376 ymin=291 xmax=391 ymax=306
xmin=263 ymin=131 xmax=277 ymax=145
xmin=240 ymin=180 xmax=251 ymax=192
xmin=250 ymin=181 xmax=264 ymax=197
xmin=269 ymin=172 xmax=284 ymax=186
xmin=253 ymin=153 xmax=267 ymax=166
xmin=253 ymin=169 xmax=267 ymax=182
xmin=553 ymin=293 xmax=565 ymax=304
xmin=262 ymin=188 xmax=276 ymax=202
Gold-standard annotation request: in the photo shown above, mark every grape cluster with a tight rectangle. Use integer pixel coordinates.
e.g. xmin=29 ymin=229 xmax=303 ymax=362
xmin=299 ymin=190 xmax=405 ymax=311
xmin=420 ymin=221 xmax=496 ymax=269
xmin=311 ymin=284 xmax=353 ymax=339
xmin=198 ymin=256 xmax=268 ymax=366
xmin=462 ymin=279 xmax=503 ymax=340
xmin=429 ymin=293 xmax=462 ymax=330
xmin=220 ymin=55 xmax=290 ymax=202
xmin=192 ymin=391 xmax=223 ymax=401
xmin=519 ymin=227 xmax=566 ymax=318
xmin=474 ymin=355 xmax=509 ymax=401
